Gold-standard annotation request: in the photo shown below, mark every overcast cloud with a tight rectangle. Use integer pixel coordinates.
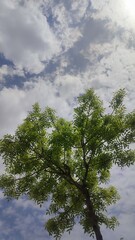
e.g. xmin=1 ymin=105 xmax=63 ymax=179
xmin=0 ymin=0 xmax=135 ymax=239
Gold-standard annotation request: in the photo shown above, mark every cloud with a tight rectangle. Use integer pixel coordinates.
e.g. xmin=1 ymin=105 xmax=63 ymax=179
xmin=0 ymin=198 xmax=50 ymax=240
xmin=0 ymin=0 xmax=60 ymax=74
xmin=0 ymin=65 xmax=24 ymax=84
xmin=55 ymin=74 xmax=84 ymax=104
xmin=70 ymin=0 xmax=91 ymax=22
xmin=0 ymin=0 xmax=91 ymax=76
xmin=52 ymin=2 xmax=82 ymax=50
xmin=0 ymin=76 xmax=74 ymax=138
xmin=0 ymin=87 xmax=26 ymax=137
xmin=91 ymin=0 xmax=135 ymax=32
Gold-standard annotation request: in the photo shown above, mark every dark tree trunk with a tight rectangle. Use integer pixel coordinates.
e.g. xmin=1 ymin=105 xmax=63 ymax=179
xmin=93 ymin=224 xmax=103 ymax=240
xmin=82 ymin=187 xmax=103 ymax=240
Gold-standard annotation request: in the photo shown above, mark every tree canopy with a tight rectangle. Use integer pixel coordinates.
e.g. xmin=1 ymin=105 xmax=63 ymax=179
xmin=0 ymin=88 xmax=135 ymax=240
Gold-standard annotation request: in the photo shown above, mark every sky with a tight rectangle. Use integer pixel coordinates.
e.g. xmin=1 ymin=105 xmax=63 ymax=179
xmin=0 ymin=0 xmax=135 ymax=239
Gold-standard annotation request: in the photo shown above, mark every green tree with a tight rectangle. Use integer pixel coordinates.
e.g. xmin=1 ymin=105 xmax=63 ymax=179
xmin=0 ymin=89 xmax=135 ymax=240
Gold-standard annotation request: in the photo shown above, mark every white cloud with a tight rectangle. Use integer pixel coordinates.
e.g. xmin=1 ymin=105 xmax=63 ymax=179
xmin=0 ymin=0 xmax=60 ymax=74
xmin=55 ymin=74 xmax=84 ymax=103
xmin=52 ymin=3 xmax=82 ymax=50
xmin=0 ymin=87 xmax=26 ymax=137
xmin=23 ymin=78 xmax=72 ymax=119
xmin=71 ymin=0 xmax=90 ymax=20
xmin=0 ymin=65 xmax=24 ymax=82
xmin=0 ymin=77 xmax=74 ymax=138
xmin=0 ymin=198 xmax=49 ymax=240
xmin=91 ymin=0 xmax=135 ymax=32
xmin=81 ymin=38 xmax=135 ymax=105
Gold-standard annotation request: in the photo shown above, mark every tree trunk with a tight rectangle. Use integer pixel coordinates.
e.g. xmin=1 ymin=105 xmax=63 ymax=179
xmin=93 ymin=224 xmax=103 ymax=240
xmin=82 ymin=187 xmax=103 ymax=240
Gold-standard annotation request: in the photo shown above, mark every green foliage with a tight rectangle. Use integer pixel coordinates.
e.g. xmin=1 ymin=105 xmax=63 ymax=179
xmin=0 ymin=89 xmax=135 ymax=240
xmin=110 ymin=88 xmax=126 ymax=112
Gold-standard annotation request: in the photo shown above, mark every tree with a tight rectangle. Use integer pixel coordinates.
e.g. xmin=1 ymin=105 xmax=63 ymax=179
xmin=0 ymin=89 xmax=135 ymax=240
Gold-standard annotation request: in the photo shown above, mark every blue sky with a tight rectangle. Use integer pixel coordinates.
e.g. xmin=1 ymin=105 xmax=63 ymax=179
xmin=0 ymin=0 xmax=135 ymax=239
